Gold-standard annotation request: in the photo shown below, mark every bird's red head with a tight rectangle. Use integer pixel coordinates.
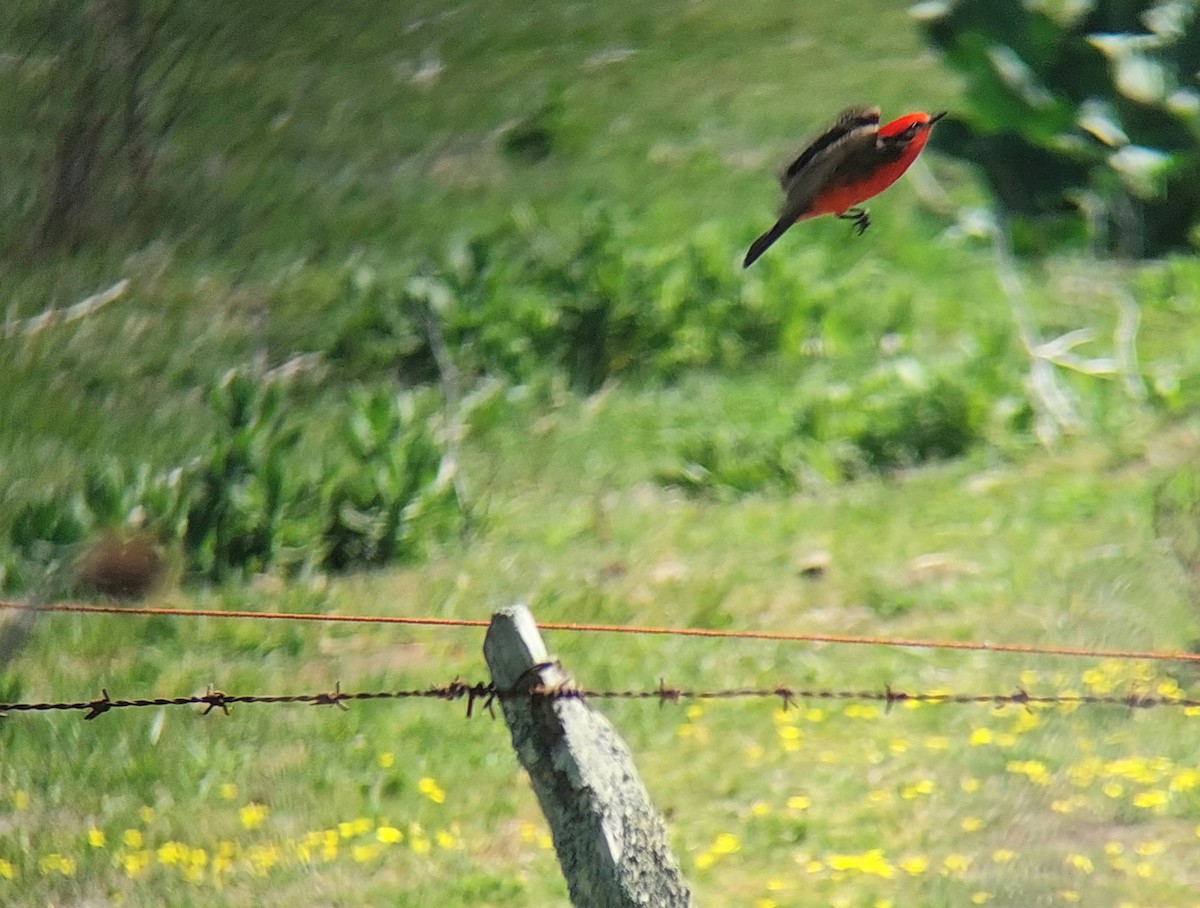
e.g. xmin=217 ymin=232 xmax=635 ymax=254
xmin=879 ymin=110 xmax=945 ymax=139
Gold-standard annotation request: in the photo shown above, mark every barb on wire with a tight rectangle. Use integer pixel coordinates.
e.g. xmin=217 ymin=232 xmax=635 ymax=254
xmin=0 ymin=680 xmax=498 ymax=721
xmin=2 ymin=680 xmax=1199 ymax=722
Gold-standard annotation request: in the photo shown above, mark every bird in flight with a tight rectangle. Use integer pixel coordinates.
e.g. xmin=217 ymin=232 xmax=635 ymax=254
xmin=743 ymin=106 xmax=946 ymax=268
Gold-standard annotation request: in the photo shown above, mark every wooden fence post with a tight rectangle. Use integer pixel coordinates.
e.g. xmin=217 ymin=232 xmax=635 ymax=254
xmin=484 ymin=604 xmax=693 ymax=908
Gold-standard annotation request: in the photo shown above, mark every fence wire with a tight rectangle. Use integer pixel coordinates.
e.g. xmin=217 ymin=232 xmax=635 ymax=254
xmin=4 ymin=598 xmax=1200 ymax=663
xmin=3 ymin=678 xmax=1199 ymax=722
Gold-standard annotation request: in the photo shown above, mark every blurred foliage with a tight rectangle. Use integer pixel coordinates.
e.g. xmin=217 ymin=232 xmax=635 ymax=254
xmin=913 ymin=0 xmax=1200 ymax=255
xmin=1153 ymin=463 xmax=1200 ymax=623
xmin=2 ymin=372 xmax=460 ymax=591
xmin=499 ymin=86 xmax=567 ymax=163
xmin=0 ymin=0 xmax=232 ymax=254
xmin=329 ymin=208 xmax=786 ymax=394
xmin=182 ymin=371 xmax=303 ymax=581
xmin=319 ymin=386 xmax=459 ymax=571
xmin=658 ymin=355 xmax=1007 ymax=496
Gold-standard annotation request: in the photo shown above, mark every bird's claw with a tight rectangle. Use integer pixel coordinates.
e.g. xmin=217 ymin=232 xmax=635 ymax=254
xmin=839 ymin=208 xmax=871 ymax=236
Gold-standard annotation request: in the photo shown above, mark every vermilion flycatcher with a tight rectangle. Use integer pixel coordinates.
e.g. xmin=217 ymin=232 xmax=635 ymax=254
xmin=743 ymin=106 xmax=946 ymax=268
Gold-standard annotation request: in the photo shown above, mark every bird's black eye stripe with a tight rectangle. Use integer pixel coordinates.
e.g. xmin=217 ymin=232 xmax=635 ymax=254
xmin=883 ymin=123 xmax=923 ymax=147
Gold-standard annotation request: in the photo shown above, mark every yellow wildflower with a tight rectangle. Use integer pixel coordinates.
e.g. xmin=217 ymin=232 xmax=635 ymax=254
xmin=942 ymin=853 xmax=971 ymax=875
xmin=38 ymin=854 xmax=76 ymax=876
xmin=1065 ymin=853 xmax=1093 ymax=873
xmin=376 ymin=825 xmax=403 ymax=844
xmin=1132 ymin=790 xmax=1168 ymax=810
xmin=713 ymin=833 xmax=740 ymax=855
xmin=239 ymin=802 xmax=268 ymax=830
xmin=418 ymin=777 xmax=446 ymax=804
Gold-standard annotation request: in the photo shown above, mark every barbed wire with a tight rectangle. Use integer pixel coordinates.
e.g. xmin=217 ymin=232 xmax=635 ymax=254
xmin=3 ymin=598 xmax=1200 ymax=664
xmin=3 ymin=678 xmax=1199 ymax=722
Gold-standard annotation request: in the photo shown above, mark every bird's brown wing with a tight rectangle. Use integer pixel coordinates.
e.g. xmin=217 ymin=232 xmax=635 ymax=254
xmin=779 ymin=105 xmax=881 ymax=187
xmin=777 ymin=117 xmax=880 ymax=221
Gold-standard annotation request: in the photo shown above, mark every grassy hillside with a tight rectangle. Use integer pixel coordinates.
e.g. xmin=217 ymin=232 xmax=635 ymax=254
xmin=3 ymin=1 xmax=1200 ymax=906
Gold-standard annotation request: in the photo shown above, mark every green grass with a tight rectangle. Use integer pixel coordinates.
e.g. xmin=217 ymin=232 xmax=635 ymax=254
xmin=5 ymin=1 xmax=1200 ymax=906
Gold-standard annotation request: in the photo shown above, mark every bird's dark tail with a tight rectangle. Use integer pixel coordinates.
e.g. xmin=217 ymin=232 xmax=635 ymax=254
xmin=743 ymin=218 xmax=791 ymax=268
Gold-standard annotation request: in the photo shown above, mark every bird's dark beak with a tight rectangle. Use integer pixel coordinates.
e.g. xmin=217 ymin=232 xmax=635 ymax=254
xmin=928 ymin=111 xmax=948 ymax=127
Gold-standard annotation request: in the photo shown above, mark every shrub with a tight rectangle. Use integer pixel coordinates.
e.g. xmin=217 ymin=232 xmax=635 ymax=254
xmin=659 ymin=355 xmax=999 ymax=496
xmin=318 ymin=387 xmax=458 ymax=571
xmin=1 ymin=372 xmax=462 ymax=592
xmin=797 ymin=359 xmax=985 ymax=474
xmin=328 ymin=208 xmax=787 ymax=393
xmin=914 ymin=0 xmax=1200 ymax=255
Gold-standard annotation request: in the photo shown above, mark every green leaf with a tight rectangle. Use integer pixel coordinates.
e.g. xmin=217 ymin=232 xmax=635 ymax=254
xmin=1108 ymin=144 xmax=1176 ymax=197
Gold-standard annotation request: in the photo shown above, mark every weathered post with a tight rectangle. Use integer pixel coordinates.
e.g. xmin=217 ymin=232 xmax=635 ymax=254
xmin=484 ymin=604 xmax=692 ymax=908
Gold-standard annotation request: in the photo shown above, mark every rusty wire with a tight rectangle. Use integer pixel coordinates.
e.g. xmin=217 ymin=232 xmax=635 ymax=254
xmin=2 ymin=680 xmax=1199 ymax=722
xmin=3 ymin=598 xmax=1200 ymax=664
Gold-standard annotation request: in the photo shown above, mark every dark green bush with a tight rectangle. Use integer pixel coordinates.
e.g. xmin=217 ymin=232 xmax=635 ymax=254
xmin=319 ymin=387 xmax=458 ymax=571
xmin=182 ymin=371 xmax=302 ymax=581
xmin=656 ymin=430 xmax=804 ymax=497
xmin=797 ymin=360 xmax=985 ymax=474
xmin=329 ymin=208 xmax=787 ymax=393
xmin=1 ymin=372 xmax=462 ymax=591
xmin=914 ymin=0 xmax=1200 ymax=255
xmin=659 ymin=356 xmax=999 ymax=496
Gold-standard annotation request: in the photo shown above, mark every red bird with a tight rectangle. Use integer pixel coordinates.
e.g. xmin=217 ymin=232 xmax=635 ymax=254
xmin=743 ymin=106 xmax=945 ymax=268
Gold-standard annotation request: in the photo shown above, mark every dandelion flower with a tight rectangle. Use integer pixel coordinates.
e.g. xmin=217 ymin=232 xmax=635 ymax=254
xmin=713 ymin=833 xmax=741 ymax=855
xmin=376 ymin=826 xmax=403 ymax=845
xmin=239 ymin=803 xmax=268 ymax=830
xmin=1065 ymin=853 xmax=1093 ymax=873
xmin=418 ymin=777 xmax=446 ymax=804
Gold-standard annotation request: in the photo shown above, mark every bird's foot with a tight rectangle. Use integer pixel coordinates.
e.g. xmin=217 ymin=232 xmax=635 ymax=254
xmin=839 ymin=208 xmax=870 ymax=236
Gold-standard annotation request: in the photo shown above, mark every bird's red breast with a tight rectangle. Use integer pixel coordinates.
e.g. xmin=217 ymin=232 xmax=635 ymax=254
xmin=804 ymin=110 xmax=941 ymax=219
